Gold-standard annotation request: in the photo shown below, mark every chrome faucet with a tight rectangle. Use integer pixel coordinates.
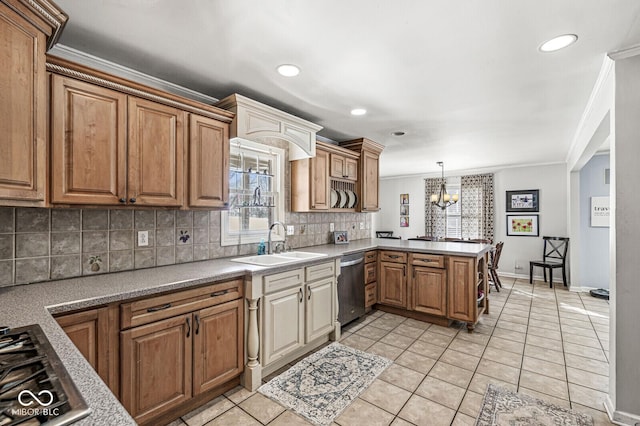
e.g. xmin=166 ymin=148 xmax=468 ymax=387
xmin=267 ymin=221 xmax=286 ymax=254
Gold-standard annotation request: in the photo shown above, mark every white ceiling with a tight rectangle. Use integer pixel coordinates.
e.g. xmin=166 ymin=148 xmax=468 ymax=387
xmin=53 ymin=0 xmax=640 ymax=177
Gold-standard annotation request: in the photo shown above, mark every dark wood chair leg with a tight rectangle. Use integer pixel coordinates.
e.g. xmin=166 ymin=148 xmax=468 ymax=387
xmin=562 ymin=267 xmax=567 ymax=287
xmin=489 ymin=269 xmax=499 ymax=292
xmin=549 ymin=268 xmax=553 ymax=288
xmin=494 ymin=272 xmax=502 ymax=290
xmin=543 ymin=268 xmax=547 ymax=283
xmin=529 ymin=264 xmax=533 ymax=284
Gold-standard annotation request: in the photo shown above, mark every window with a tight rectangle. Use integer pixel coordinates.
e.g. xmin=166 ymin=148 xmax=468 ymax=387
xmin=221 ymin=140 xmax=285 ymax=246
xmin=445 ymin=184 xmax=462 ymax=238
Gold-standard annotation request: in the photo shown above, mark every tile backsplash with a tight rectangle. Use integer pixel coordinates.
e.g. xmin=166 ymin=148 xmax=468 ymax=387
xmin=0 ymin=207 xmax=371 ymax=286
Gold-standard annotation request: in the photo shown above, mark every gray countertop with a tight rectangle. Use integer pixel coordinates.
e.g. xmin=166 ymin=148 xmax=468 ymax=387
xmin=0 ymin=238 xmax=491 ymax=425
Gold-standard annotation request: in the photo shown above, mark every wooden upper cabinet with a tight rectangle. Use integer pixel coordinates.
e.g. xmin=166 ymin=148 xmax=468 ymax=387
xmin=0 ymin=4 xmax=47 ymax=205
xmin=330 ymin=153 xmax=358 ymax=181
xmin=339 ymin=138 xmax=384 ymax=212
xmin=188 ymin=114 xmax=229 ymax=208
xmin=51 ymin=75 xmax=127 ymax=204
xmin=128 ymin=97 xmax=186 ymax=207
xmin=361 ymin=149 xmax=380 ymax=211
xmin=311 ymin=148 xmax=330 ymax=210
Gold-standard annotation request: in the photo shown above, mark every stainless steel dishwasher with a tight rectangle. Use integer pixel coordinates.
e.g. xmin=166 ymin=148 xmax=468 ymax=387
xmin=338 ymin=252 xmax=365 ymax=326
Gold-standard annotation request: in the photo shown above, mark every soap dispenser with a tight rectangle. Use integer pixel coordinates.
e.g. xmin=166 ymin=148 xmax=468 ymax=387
xmin=258 ymin=239 xmax=266 ymax=255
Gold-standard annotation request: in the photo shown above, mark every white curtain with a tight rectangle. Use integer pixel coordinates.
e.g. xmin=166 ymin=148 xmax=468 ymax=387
xmin=460 ymin=173 xmax=495 ymax=242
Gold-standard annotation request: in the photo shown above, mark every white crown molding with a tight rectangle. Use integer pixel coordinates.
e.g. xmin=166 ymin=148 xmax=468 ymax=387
xmin=48 ymin=44 xmax=220 ymax=105
xmin=565 ymin=55 xmax=614 ymax=167
xmin=381 ymin=161 xmax=566 ymax=181
xmin=608 ymin=43 xmax=640 ymax=61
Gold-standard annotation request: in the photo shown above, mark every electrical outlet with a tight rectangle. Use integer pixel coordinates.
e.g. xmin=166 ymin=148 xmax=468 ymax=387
xmin=287 ymin=225 xmax=294 ymax=235
xmin=329 ymin=222 xmax=334 ymax=232
xmin=514 ymin=261 xmax=522 ymax=270
xmin=137 ymin=231 xmax=149 ymax=247
xmin=359 ymin=222 xmax=365 ymax=230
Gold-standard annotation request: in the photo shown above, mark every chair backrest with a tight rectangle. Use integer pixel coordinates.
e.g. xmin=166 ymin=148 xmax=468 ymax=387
xmin=469 ymin=238 xmax=493 ymax=244
xmin=491 ymin=241 xmax=504 ymax=269
xmin=379 ymin=235 xmax=401 ymax=239
xmin=408 ymin=236 xmax=434 ymax=241
xmin=376 ymin=231 xmax=394 ymax=237
xmin=542 ymin=237 xmax=569 ymax=264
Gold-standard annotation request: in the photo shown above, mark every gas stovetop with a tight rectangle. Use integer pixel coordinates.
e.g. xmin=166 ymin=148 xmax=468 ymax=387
xmin=0 ymin=325 xmax=91 ymax=426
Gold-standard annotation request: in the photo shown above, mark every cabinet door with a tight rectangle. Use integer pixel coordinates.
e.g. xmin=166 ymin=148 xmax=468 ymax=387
xmin=51 ymin=75 xmax=127 ymax=204
xmin=360 ymin=150 xmax=380 ymax=211
xmin=365 ymin=262 xmax=377 ymax=284
xmin=128 ymin=97 xmax=186 ymax=206
xmin=412 ymin=267 xmax=447 ymax=316
xmin=310 ymin=149 xmax=330 ymax=210
xmin=379 ymin=261 xmax=407 ymax=307
xmin=305 ymin=278 xmax=334 ymax=342
xmin=329 ymin=153 xmax=345 ymax=179
xmin=263 ymin=286 xmax=304 ymax=365
xmin=447 ymin=256 xmax=476 ymax=322
xmin=193 ymin=299 xmax=243 ymax=395
xmin=0 ymin=4 xmax=47 ymax=205
xmin=189 ymin=114 xmax=229 ymax=208
xmin=345 ymin=157 xmax=358 ymax=180
xmin=120 ymin=314 xmax=192 ymax=424
xmin=56 ymin=306 xmax=119 ymax=397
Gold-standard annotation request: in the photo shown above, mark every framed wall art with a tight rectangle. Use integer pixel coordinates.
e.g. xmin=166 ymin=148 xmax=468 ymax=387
xmin=506 ymin=214 xmax=539 ymax=237
xmin=506 ymin=189 xmax=539 ymax=212
xmin=333 ymin=231 xmax=349 ymax=244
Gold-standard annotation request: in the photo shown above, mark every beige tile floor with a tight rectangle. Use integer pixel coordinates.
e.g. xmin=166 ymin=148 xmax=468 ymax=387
xmin=168 ymin=278 xmax=613 ymax=426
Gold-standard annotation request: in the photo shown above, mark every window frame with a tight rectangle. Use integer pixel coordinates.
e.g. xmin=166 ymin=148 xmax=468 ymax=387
xmin=221 ymin=139 xmax=285 ymax=246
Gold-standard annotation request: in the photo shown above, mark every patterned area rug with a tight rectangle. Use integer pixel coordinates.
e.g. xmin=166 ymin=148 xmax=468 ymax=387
xmin=476 ymin=384 xmax=594 ymax=426
xmin=258 ymin=342 xmax=392 ymax=426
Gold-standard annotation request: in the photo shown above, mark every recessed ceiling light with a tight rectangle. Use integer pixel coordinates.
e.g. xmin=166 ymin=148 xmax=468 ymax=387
xmin=391 ymin=131 xmax=406 ymax=136
xmin=277 ymin=64 xmax=300 ymax=77
xmin=539 ymin=34 xmax=578 ymax=52
xmin=350 ymin=108 xmax=367 ymax=116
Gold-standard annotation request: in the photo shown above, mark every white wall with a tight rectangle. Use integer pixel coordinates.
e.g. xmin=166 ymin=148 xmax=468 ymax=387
xmin=579 ymin=154 xmax=610 ymax=289
xmin=377 ymin=163 xmax=568 ymax=281
xmin=375 ymin=177 xmax=427 ymax=240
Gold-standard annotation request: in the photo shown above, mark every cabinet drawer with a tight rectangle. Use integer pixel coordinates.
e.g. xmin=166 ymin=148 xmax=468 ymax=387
xmin=365 ymin=283 xmax=377 ymax=308
xmin=264 ymin=268 xmax=304 ymax=294
xmin=379 ymin=251 xmax=407 ymax=263
xmin=306 ymin=261 xmax=335 ymax=282
xmin=365 ymin=262 xmax=377 ymax=284
xmin=121 ymin=278 xmax=243 ymax=329
xmin=410 ymin=253 xmax=445 ymax=269
xmin=364 ymin=251 xmax=377 ymax=264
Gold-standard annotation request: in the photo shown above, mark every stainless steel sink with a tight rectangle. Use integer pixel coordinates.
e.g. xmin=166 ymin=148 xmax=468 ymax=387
xmin=230 ymin=251 xmax=328 ymax=266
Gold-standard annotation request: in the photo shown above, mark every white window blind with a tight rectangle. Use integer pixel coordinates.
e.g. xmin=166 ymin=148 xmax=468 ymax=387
xmin=445 ymin=184 xmax=461 ymax=238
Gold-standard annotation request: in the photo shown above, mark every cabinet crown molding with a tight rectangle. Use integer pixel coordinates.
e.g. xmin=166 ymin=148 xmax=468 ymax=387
xmin=216 ymin=93 xmax=322 ymax=160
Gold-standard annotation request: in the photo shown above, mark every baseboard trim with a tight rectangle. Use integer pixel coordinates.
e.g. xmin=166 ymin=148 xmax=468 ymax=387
xmin=605 ymin=395 xmax=640 ymax=425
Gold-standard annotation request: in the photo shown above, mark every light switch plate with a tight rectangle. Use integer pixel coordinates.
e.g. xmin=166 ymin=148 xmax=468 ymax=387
xmin=329 ymin=222 xmax=335 ymax=232
xmin=287 ymin=225 xmax=295 ymax=235
xmin=137 ymin=231 xmax=149 ymax=246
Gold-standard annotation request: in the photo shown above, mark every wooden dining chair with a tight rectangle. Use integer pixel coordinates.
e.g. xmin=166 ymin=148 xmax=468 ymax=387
xmin=408 ymin=236 xmax=434 ymax=241
xmin=488 ymin=241 xmax=504 ymax=292
xmin=376 ymin=231 xmax=394 ymax=238
xmin=529 ymin=237 xmax=570 ymax=288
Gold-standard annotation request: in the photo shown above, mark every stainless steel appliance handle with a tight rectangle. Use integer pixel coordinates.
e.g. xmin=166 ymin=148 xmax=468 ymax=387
xmin=341 ymin=258 xmax=364 ymax=267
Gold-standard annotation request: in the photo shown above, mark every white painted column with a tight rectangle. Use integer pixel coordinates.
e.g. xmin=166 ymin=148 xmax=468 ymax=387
xmin=606 ymin=52 xmax=640 ymax=424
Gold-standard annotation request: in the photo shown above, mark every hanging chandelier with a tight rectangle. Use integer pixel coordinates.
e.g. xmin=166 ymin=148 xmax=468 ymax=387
xmin=430 ymin=161 xmax=458 ymax=209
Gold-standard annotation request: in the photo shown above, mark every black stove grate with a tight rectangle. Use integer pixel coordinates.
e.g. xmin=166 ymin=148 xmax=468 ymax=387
xmin=0 ymin=325 xmax=90 ymax=426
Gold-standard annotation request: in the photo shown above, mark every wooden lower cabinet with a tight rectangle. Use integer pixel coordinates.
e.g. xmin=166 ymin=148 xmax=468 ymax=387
xmin=120 ymin=314 xmax=193 ymax=425
xmin=365 ymin=283 xmax=377 ymax=307
xmin=193 ymin=299 xmax=243 ymax=395
xmin=447 ymin=256 xmax=477 ymax=322
xmin=411 ymin=267 xmax=447 ymax=316
xmin=379 ymin=261 xmax=407 ymax=308
xmin=55 ymin=306 xmax=119 ymax=397
xmin=262 ymin=285 xmax=305 ymax=365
